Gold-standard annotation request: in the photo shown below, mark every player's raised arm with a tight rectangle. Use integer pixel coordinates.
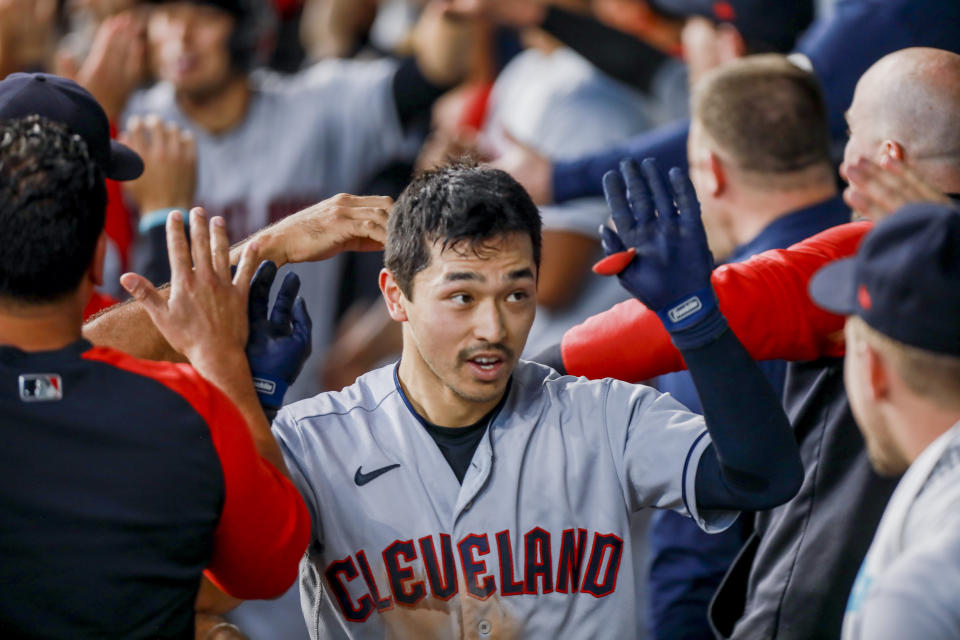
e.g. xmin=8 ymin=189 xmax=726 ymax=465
xmin=82 ymin=193 xmax=390 ymax=361
xmin=545 ymin=219 xmax=866 ymax=381
xmin=600 ymin=158 xmax=803 ymax=512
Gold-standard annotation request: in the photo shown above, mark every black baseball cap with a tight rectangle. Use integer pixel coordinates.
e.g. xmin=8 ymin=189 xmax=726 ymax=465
xmin=0 ymin=73 xmax=143 ymax=181
xmin=810 ymin=202 xmax=960 ymax=356
xmin=649 ymin=0 xmax=814 ymax=53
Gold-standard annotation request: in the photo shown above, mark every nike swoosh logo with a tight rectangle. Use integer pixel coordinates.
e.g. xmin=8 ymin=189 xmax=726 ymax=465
xmin=354 ymin=464 xmax=401 ymax=486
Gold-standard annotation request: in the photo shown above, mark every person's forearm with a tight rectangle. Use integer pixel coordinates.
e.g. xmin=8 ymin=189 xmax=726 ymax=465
xmin=82 ymin=291 xmax=184 ymax=362
xmin=191 ymin=350 xmax=288 ymax=475
xmin=686 ymin=323 xmax=802 ymax=512
xmin=540 ymin=6 xmax=668 ymax=93
xmin=561 ymin=221 xmax=870 ymax=381
xmin=552 ymin=119 xmax=690 ymax=203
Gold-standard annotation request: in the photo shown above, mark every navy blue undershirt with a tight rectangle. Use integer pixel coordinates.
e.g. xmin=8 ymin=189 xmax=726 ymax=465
xmin=393 ymin=364 xmax=511 ymax=484
xmin=422 ymin=417 xmax=491 ymax=484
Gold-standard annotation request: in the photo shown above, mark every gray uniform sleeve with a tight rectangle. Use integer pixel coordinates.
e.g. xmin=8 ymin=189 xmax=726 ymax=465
xmin=600 ymin=379 xmax=738 ymax=533
xmin=272 ymin=410 xmax=324 ymax=544
xmin=274 ymin=57 xmax=411 ymax=194
xmin=856 ymin=535 xmax=960 ymax=640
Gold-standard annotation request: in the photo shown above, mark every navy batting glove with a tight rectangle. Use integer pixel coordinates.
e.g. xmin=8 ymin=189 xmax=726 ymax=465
xmin=246 ymin=261 xmax=312 ymax=409
xmin=600 ymin=157 xmax=727 ymax=349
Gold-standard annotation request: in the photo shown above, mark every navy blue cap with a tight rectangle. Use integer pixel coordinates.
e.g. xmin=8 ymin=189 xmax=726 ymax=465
xmin=649 ymin=0 xmax=814 ymax=52
xmin=810 ymin=202 xmax=960 ymax=355
xmin=0 ymin=73 xmax=143 ymax=181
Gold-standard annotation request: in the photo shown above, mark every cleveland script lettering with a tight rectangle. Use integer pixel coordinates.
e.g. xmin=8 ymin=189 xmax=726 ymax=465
xmin=325 ymin=527 xmax=624 ymax=621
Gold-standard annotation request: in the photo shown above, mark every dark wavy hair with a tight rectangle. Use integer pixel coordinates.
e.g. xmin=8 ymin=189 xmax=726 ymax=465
xmin=0 ymin=115 xmax=107 ymax=303
xmin=385 ymin=162 xmax=542 ymax=299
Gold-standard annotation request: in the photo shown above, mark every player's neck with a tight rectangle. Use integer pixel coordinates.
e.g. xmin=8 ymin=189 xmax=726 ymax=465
xmin=397 ymin=356 xmax=504 ymax=428
xmin=0 ymin=295 xmax=84 ymax=352
xmin=724 ymin=181 xmax=838 ymax=249
xmin=888 ymin=396 xmax=960 ymax=467
xmin=176 ymin=74 xmax=251 ymax=136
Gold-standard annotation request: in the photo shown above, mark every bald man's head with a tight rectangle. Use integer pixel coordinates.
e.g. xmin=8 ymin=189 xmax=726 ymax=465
xmin=842 ymin=48 xmax=960 ymax=195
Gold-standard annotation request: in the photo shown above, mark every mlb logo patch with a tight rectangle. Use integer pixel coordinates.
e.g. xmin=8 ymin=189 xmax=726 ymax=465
xmin=19 ymin=374 xmax=63 ymax=402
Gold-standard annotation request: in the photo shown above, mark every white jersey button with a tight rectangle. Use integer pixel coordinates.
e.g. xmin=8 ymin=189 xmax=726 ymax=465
xmin=477 ymin=619 xmax=492 ymax=637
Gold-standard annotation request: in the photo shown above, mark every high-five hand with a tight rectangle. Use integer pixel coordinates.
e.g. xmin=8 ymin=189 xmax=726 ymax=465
xmin=598 ymin=158 xmax=726 ymax=348
xmin=119 ymin=208 xmax=259 ymax=371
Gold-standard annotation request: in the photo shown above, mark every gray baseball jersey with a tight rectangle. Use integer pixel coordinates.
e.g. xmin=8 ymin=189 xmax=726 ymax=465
xmin=273 ymin=360 xmax=737 ymax=639
xmin=124 ymin=58 xmax=413 ymax=402
xmin=843 ymin=421 xmax=960 ymax=640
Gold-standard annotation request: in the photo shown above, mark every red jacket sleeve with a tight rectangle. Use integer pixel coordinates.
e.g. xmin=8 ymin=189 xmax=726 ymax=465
xmin=82 ymin=347 xmax=311 ymax=599
xmin=561 ymin=220 xmax=872 ymax=381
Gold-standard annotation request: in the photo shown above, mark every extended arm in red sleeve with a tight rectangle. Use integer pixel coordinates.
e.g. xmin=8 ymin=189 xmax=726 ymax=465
xmin=200 ymin=379 xmax=311 ymax=600
xmin=82 ymin=347 xmax=310 ymax=599
xmin=561 ymin=220 xmax=872 ymax=381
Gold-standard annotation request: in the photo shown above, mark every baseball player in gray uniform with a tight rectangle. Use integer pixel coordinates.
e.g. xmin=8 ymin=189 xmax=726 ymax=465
xmin=268 ymin=159 xmax=804 ymax=639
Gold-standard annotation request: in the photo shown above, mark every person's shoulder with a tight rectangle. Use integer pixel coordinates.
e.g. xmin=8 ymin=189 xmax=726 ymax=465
xmin=276 ymin=362 xmax=400 ymax=429
xmin=81 ymin=345 xmax=227 ymax=416
xmin=511 ymin=359 xmax=625 ymax=405
xmin=252 ymin=57 xmax=398 ymax=96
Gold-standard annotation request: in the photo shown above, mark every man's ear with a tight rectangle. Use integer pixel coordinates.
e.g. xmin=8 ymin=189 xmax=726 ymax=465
xmin=865 ymin=342 xmax=891 ymax=401
xmin=707 ymin=150 xmax=726 ymax=197
xmin=880 ymin=140 xmax=905 ymax=162
xmin=379 ymin=268 xmax=408 ymax=322
xmin=88 ymin=231 xmax=107 ymax=287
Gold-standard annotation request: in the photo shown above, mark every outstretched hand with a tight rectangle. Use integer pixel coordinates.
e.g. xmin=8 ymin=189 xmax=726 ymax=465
xmin=119 ymin=208 xmax=260 ymax=370
xmin=598 ymin=158 xmax=716 ymax=327
xmin=246 ymin=262 xmax=312 ymax=409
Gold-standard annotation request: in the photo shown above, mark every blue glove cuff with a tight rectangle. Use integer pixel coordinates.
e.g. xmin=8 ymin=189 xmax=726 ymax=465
xmin=655 ymin=286 xmax=729 ymax=350
xmin=252 ymin=373 xmax=289 ymax=409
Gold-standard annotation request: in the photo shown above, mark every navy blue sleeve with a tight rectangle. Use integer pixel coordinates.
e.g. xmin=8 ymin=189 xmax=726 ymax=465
xmin=550 ymin=0 xmax=960 ymax=206
xmin=798 ymin=0 xmax=960 ymax=144
xmin=684 ymin=325 xmax=802 ymax=512
xmin=551 ymin=119 xmax=689 ymax=203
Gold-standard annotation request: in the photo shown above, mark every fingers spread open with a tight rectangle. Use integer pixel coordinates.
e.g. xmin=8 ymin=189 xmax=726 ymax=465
xmin=603 ymin=170 xmax=633 ymax=235
xmin=669 ymin=168 xmax=702 ymax=227
xmin=210 ymin=216 xmax=231 ymax=278
xmin=248 ymin=260 xmax=277 ymax=323
xmin=233 ymin=240 xmax=260 ymax=296
xmin=165 ymin=210 xmax=191 ymax=284
xmin=292 ymin=297 xmax=313 ymax=351
xmin=119 ymin=272 xmax=166 ymax=316
xmin=189 ymin=207 xmax=213 ymax=279
xmin=622 ymin=158 xmax=654 ymax=232
xmin=640 ymin=158 xmax=677 ymax=225
xmin=270 ymin=272 xmax=301 ymax=329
